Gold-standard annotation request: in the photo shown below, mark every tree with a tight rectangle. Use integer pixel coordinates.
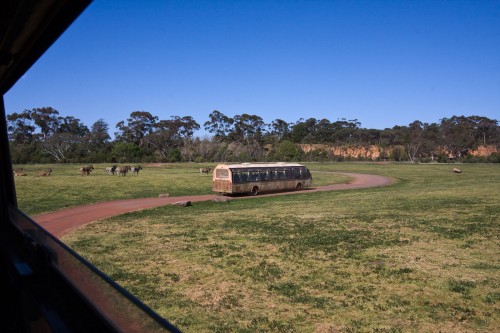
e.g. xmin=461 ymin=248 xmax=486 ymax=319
xmin=439 ymin=116 xmax=477 ymax=158
xmin=356 ymin=128 xmax=382 ymax=146
xmin=277 ymin=140 xmax=301 ymax=161
xmin=7 ymin=107 xmax=91 ymax=162
xmin=224 ymin=141 xmax=264 ymax=162
xmin=404 ymin=121 xmax=424 ymax=162
xmin=87 ymin=119 xmax=111 ymax=150
xmin=391 ymin=145 xmax=406 ymax=161
xmin=171 ymin=115 xmax=200 ymax=139
xmin=30 ymin=107 xmax=60 ymax=139
xmin=204 ymin=110 xmax=234 ymax=141
xmin=420 ymin=122 xmax=441 ymax=160
xmin=266 ymin=118 xmax=290 ymax=143
xmin=315 ymin=118 xmax=333 ymax=143
xmin=111 ymin=142 xmax=144 ymax=163
xmin=115 ymin=111 xmax=158 ymax=146
xmin=330 ymin=119 xmax=360 ymax=144
xmin=230 ymin=113 xmax=265 ymax=144
xmin=41 ymin=132 xmax=81 ymax=162
xmin=6 ymin=110 xmax=36 ymax=144
xmin=145 ymin=116 xmax=200 ymax=160
xmin=467 ymin=116 xmax=498 ymax=145
xmin=57 ymin=116 xmax=89 ymax=136
xmin=290 ymin=118 xmax=317 ymax=143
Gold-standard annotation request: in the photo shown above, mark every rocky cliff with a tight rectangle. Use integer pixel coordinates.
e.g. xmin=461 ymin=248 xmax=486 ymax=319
xmin=299 ymin=144 xmax=498 ymax=161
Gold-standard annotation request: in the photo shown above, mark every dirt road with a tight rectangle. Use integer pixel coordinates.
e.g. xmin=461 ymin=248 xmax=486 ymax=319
xmin=33 ymin=172 xmax=393 ymax=237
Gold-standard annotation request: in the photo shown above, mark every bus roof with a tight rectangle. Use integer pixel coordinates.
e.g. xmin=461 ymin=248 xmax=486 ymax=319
xmin=216 ymin=162 xmax=306 ymax=169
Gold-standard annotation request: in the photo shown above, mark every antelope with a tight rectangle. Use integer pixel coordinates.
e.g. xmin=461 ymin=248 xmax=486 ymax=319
xmin=38 ymin=168 xmax=52 ymax=176
xmin=199 ymin=167 xmax=212 ymax=174
xmin=14 ymin=168 xmax=27 ymax=176
xmin=105 ymin=165 xmax=118 ymax=175
xmin=130 ymin=165 xmax=142 ymax=175
xmin=80 ymin=165 xmax=94 ymax=176
xmin=116 ymin=166 xmax=130 ymax=177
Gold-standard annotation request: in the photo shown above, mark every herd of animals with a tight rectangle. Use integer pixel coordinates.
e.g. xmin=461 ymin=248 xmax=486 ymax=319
xmin=81 ymin=165 xmax=143 ymax=176
xmin=12 ymin=165 xmax=143 ymax=177
xmin=13 ymin=165 xmax=213 ymax=176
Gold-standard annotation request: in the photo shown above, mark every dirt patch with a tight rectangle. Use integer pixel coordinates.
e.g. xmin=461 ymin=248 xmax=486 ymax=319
xmin=33 ymin=173 xmax=394 ymax=238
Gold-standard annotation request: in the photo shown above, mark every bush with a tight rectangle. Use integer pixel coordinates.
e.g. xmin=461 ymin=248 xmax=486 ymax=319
xmin=487 ymin=152 xmax=500 ymax=163
xmin=111 ymin=142 xmax=144 ymax=162
xmin=437 ymin=154 xmax=449 ymax=163
xmin=391 ymin=145 xmax=406 ymax=161
xmin=418 ymin=157 xmax=433 ymax=163
xmin=277 ymin=140 xmax=301 ymax=161
xmin=167 ymin=148 xmax=182 ymax=162
xmin=464 ymin=155 xmax=484 ymax=163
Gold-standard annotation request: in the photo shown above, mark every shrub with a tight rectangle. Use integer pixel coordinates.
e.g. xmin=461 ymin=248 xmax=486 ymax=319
xmin=487 ymin=152 xmax=500 ymax=163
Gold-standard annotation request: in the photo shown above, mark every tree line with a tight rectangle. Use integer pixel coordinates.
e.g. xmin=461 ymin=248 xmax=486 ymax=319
xmin=6 ymin=107 xmax=499 ymax=163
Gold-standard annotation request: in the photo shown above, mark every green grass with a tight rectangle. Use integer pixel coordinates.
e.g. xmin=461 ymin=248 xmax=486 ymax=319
xmin=13 ymin=163 xmax=349 ymax=216
xmin=15 ymin=162 xmax=500 ymax=332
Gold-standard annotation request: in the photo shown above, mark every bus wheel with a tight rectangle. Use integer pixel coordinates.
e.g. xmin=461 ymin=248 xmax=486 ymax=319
xmin=250 ymin=186 xmax=259 ymax=196
xmin=296 ymin=183 xmax=302 ymax=191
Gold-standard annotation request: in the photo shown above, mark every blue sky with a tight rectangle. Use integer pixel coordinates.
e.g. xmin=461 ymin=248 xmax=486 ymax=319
xmin=5 ymin=0 xmax=500 ymax=136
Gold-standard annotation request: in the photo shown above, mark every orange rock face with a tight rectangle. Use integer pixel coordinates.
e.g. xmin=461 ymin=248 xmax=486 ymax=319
xmin=300 ymin=144 xmax=385 ymax=160
xmin=468 ymin=145 xmax=498 ymax=157
xmin=299 ymin=144 xmax=498 ymax=160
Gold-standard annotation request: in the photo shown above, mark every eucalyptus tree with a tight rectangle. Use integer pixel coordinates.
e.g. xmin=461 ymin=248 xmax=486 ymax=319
xmin=439 ymin=116 xmax=477 ymax=158
xmin=204 ymin=110 xmax=234 ymax=141
xmin=57 ymin=115 xmax=89 ymax=136
xmin=115 ymin=111 xmax=158 ymax=146
xmin=88 ymin=119 xmax=111 ymax=149
xmin=314 ymin=118 xmax=333 ymax=143
xmin=231 ymin=113 xmax=265 ymax=144
xmin=145 ymin=116 xmax=200 ymax=161
xmin=330 ymin=119 xmax=360 ymax=144
xmin=467 ymin=116 xmax=498 ymax=145
xmin=266 ymin=118 xmax=291 ymax=143
xmin=30 ymin=107 xmax=60 ymax=139
xmin=6 ymin=110 xmax=36 ymax=144
xmin=40 ymin=115 xmax=88 ymax=162
xmin=290 ymin=118 xmax=317 ymax=143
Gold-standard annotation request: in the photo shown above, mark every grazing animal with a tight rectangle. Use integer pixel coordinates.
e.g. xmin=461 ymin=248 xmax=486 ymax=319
xmin=80 ymin=165 xmax=94 ymax=176
xmin=38 ymin=168 xmax=52 ymax=176
xmin=105 ymin=165 xmax=118 ymax=175
xmin=116 ymin=166 xmax=129 ymax=177
xmin=14 ymin=169 xmax=27 ymax=176
xmin=199 ymin=167 xmax=212 ymax=175
xmin=130 ymin=165 xmax=142 ymax=175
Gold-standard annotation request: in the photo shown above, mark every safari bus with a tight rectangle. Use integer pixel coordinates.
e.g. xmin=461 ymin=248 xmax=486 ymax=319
xmin=212 ymin=163 xmax=313 ymax=195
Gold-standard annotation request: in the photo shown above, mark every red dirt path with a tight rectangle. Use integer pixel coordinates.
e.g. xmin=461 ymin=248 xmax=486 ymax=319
xmin=33 ymin=172 xmax=393 ymax=238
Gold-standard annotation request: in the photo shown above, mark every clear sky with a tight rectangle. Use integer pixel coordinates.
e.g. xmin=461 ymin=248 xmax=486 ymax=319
xmin=5 ymin=0 xmax=500 ymax=136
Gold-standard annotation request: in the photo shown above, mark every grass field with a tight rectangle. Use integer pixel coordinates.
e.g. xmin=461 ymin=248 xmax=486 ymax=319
xmin=13 ymin=163 xmax=349 ymax=215
xmin=15 ymin=163 xmax=500 ymax=332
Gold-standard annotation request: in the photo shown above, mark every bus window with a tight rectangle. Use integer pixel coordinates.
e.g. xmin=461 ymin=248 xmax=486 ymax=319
xmin=240 ymin=172 xmax=249 ymax=182
xmin=260 ymin=171 xmax=269 ymax=181
xmin=233 ymin=173 xmax=240 ymax=183
xmin=216 ymin=169 xmax=229 ymax=178
xmin=300 ymin=168 xmax=310 ymax=179
xmin=269 ymin=171 xmax=276 ymax=180
xmin=293 ymin=168 xmax=301 ymax=179
xmin=278 ymin=170 xmax=286 ymax=179
xmin=285 ymin=169 xmax=293 ymax=179
xmin=250 ymin=171 xmax=259 ymax=181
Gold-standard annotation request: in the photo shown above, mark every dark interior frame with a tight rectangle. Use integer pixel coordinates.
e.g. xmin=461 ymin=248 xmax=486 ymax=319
xmin=0 ymin=1 xmax=180 ymax=331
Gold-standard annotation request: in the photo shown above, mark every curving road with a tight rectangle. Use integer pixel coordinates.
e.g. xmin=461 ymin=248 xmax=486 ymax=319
xmin=33 ymin=172 xmax=393 ymax=238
